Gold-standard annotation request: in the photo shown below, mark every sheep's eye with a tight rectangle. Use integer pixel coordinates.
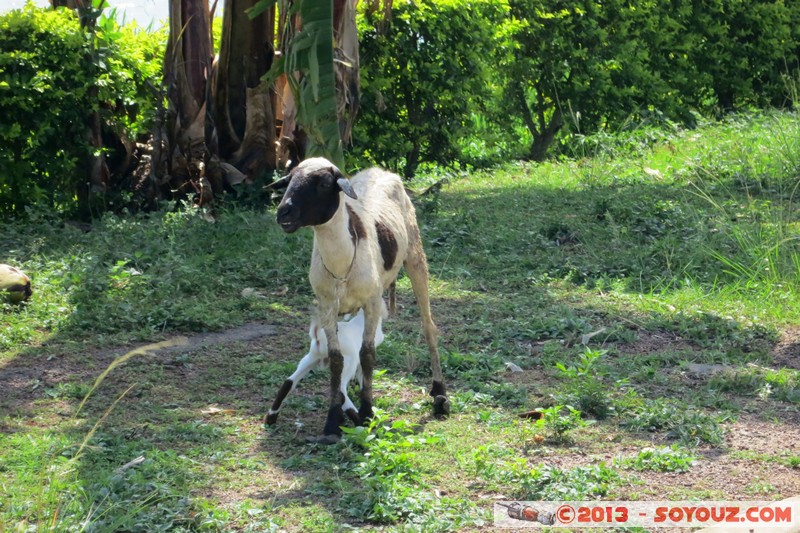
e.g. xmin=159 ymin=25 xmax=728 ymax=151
xmin=319 ymin=179 xmax=333 ymax=189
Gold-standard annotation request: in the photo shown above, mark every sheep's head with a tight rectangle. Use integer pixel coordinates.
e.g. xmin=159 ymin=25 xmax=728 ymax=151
xmin=274 ymin=158 xmax=357 ymax=233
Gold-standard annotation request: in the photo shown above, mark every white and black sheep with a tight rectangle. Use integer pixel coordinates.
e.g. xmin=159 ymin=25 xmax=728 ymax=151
xmin=270 ymin=157 xmax=448 ymax=440
xmin=265 ymin=305 xmax=386 ymax=426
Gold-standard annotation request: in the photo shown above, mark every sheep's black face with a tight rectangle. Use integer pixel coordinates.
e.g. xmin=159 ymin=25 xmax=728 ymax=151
xmin=275 ymin=158 xmax=357 ymax=233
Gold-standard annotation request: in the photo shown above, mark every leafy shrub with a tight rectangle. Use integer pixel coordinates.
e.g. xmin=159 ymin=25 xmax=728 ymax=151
xmin=501 ymin=0 xmax=800 ymax=160
xmin=709 ymin=367 xmax=800 ymax=404
xmin=0 ymin=4 xmax=165 ymax=218
xmin=617 ymin=445 xmax=696 ymax=473
xmin=622 ymin=399 xmax=727 ymax=446
xmin=533 ymin=405 xmax=587 ymax=443
xmin=354 ymin=0 xmax=511 ymax=177
xmin=341 ymin=412 xmax=479 ymax=529
xmin=473 ymin=446 xmax=620 ymax=500
xmin=0 ymin=6 xmax=92 ymax=216
xmin=95 ymin=17 xmax=167 ymax=140
xmin=554 ymin=348 xmax=630 ymax=420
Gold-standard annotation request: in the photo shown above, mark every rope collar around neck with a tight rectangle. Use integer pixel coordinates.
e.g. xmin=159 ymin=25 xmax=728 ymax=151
xmin=321 ymin=220 xmax=359 ymax=283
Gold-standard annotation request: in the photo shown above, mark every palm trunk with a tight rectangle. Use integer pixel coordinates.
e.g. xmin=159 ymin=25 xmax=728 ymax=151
xmin=214 ymin=0 xmax=277 ymax=177
xmin=163 ymin=0 xmax=215 ymax=203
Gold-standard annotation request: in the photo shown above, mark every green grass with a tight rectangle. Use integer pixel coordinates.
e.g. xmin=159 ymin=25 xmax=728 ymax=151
xmin=2 ymin=111 xmax=800 ymax=530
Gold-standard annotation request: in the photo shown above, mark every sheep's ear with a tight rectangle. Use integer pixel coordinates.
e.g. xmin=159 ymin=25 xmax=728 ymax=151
xmin=265 ymin=174 xmax=292 ymax=190
xmin=337 ymin=177 xmax=357 ymax=200
xmin=331 ymin=166 xmax=358 ymax=199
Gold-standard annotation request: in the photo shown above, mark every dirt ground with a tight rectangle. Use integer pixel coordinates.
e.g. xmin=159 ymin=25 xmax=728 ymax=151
xmin=2 ymin=321 xmax=799 ymax=529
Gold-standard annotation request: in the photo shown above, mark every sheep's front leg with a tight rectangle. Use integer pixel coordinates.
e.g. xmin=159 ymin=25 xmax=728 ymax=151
xmin=317 ymin=311 xmax=346 ymax=443
xmin=357 ymin=298 xmax=382 ymax=424
xmin=264 ymin=352 xmax=320 ymax=426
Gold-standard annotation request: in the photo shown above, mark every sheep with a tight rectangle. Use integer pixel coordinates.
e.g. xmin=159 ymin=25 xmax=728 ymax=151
xmin=269 ymin=157 xmax=449 ymax=441
xmin=0 ymin=264 xmax=32 ymax=304
xmin=265 ymin=304 xmax=386 ymax=426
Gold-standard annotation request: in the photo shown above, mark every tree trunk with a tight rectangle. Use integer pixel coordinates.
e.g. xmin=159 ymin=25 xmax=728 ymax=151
xmin=214 ymin=0 xmax=277 ymax=181
xmin=333 ymin=0 xmax=360 ymax=144
xmin=512 ymin=80 xmax=563 ymax=162
xmin=529 ymin=109 xmax=562 ymax=162
xmin=63 ymin=0 xmax=359 ymax=209
xmin=162 ymin=0 xmax=216 ymax=203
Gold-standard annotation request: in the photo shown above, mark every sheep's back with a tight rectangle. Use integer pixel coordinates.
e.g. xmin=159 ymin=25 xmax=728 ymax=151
xmin=349 ymin=167 xmax=416 ymax=278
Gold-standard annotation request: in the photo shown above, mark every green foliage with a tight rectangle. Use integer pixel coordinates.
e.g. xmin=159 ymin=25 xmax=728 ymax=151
xmin=500 ymin=0 xmax=800 ymax=160
xmin=281 ymin=0 xmax=345 ymax=169
xmin=0 ymin=6 xmax=92 ymax=216
xmin=354 ymin=0 xmax=511 ymax=176
xmin=533 ymin=405 xmax=587 ymax=442
xmin=709 ymin=367 xmax=800 ymax=404
xmin=523 ymin=463 xmax=620 ymax=500
xmin=652 ymin=310 xmax=776 ymax=351
xmin=472 ymin=446 xmax=620 ymax=500
xmin=622 ymin=399 xmax=727 ymax=447
xmin=0 ymin=432 xmax=85 ymax=530
xmin=0 ymin=205 xmax=302 ymax=349
xmin=0 ymin=4 xmax=165 ymax=218
xmin=677 ymin=0 xmax=797 ymax=111
xmin=554 ymin=348 xmax=627 ymax=420
xmin=96 ymin=18 xmax=167 ymax=139
xmin=617 ymin=445 xmax=696 ymax=473
xmin=341 ymin=412 xmax=479 ymax=529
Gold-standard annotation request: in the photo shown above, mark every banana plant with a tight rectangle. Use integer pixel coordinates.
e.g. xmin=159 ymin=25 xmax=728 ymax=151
xmin=251 ymin=0 xmax=352 ymax=171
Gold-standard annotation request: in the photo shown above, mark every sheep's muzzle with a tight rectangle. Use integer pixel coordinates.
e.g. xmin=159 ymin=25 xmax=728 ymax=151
xmin=276 ymin=205 xmax=301 ymax=233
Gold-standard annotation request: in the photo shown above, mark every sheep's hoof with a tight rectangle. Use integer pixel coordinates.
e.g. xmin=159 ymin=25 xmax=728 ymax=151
xmin=433 ymin=395 xmax=451 ymax=418
xmin=305 ymin=434 xmax=341 ymax=445
xmin=344 ymin=408 xmax=361 ymax=425
xmin=357 ymin=403 xmax=374 ymax=425
xmin=264 ymin=411 xmax=279 ymax=426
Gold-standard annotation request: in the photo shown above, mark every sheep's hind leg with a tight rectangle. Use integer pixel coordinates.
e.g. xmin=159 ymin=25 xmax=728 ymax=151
xmin=387 ymin=280 xmax=397 ymax=318
xmin=342 ymin=392 xmax=360 ymax=425
xmin=264 ymin=353 xmax=319 ymax=426
xmin=404 ymin=243 xmax=450 ymax=417
xmin=357 ymin=298 xmax=382 ymax=424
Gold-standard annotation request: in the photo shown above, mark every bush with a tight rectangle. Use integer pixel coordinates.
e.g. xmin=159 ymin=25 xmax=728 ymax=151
xmin=0 ymin=6 xmax=92 ymax=216
xmin=0 ymin=4 xmax=165 ymax=218
xmin=353 ymin=0 xmax=511 ymax=177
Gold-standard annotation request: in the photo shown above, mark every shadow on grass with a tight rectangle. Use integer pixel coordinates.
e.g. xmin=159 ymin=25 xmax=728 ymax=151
xmin=0 ymin=175 xmax=797 ymax=528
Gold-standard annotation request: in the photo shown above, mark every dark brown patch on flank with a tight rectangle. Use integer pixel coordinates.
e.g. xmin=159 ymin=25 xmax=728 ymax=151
xmin=346 ymin=205 xmax=367 ymax=244
xmin=375 ymin=220 xmax=398 ymax=271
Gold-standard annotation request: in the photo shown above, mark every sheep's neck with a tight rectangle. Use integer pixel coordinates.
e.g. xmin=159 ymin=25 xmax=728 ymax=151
xmin=313 ymin=202 xmax=357 ymax=280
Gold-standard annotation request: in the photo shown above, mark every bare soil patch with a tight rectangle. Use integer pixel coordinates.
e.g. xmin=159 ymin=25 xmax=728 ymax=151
xmin=0 ymin=322 xmax=278 ymax=420
xmin=771 ymin=326 xmax=800 ymax=370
